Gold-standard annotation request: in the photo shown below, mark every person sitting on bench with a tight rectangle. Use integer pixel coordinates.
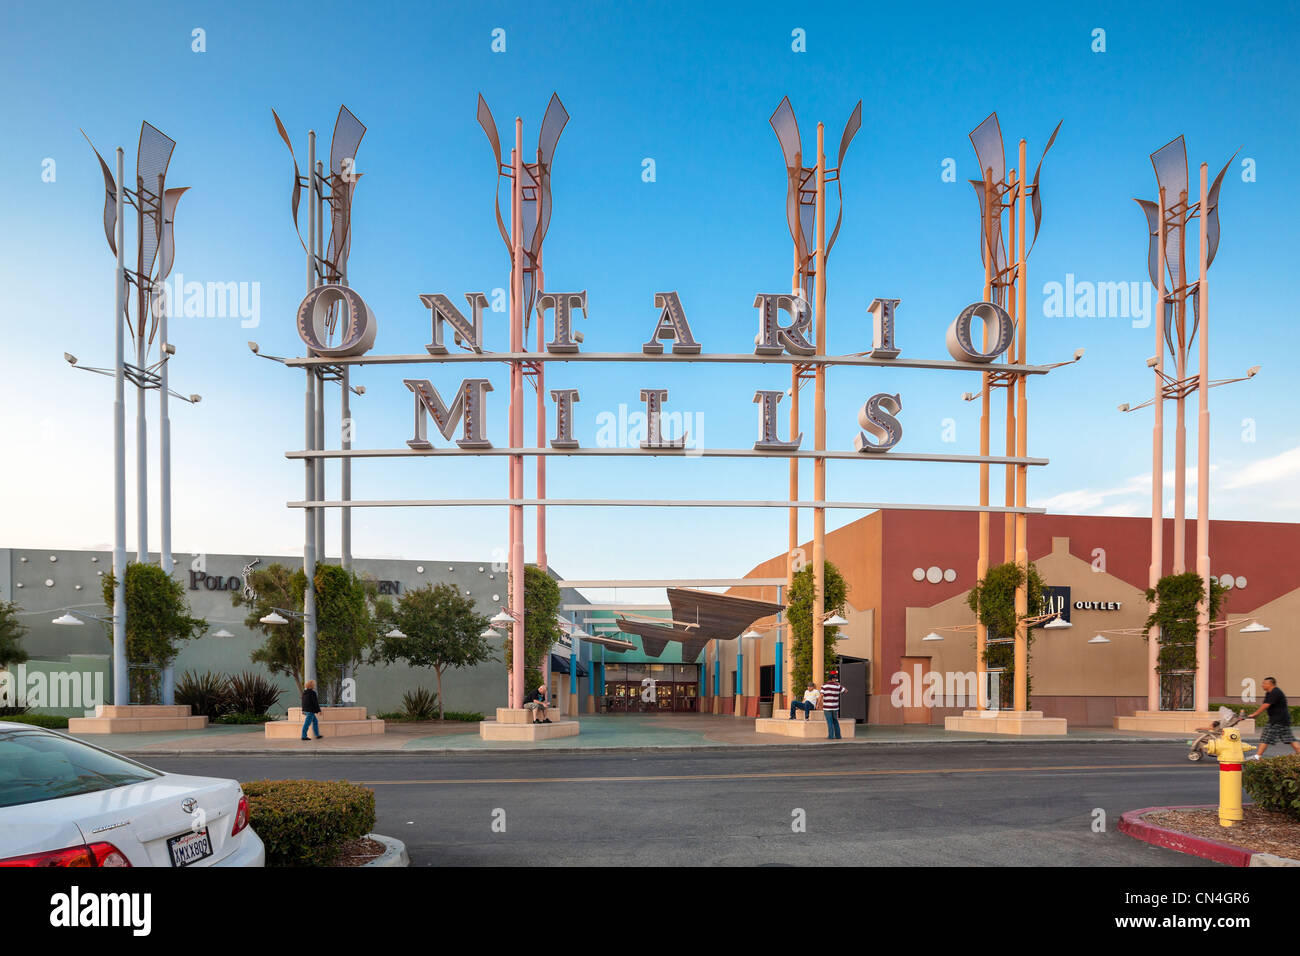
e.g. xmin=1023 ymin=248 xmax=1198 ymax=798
xmin=789 ymin=682 xmax=820 ymax=720
xmin=524 ymin=684 xmax=552 ymax=724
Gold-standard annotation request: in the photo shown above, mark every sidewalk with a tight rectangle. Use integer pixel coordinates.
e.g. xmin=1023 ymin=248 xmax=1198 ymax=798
xmin=69 ymin=713 xmax=1200 ymax=757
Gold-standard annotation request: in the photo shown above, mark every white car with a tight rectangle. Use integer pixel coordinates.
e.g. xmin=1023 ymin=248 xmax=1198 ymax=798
xmin=0 ymin=721 xmax=264 ymax=867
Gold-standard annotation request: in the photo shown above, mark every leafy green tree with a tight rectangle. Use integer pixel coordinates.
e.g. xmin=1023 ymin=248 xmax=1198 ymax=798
xmin=502 ymin=566 xmax=563 ymax=694
xmin=102 ymin=563 xmax=207 ymax=704
xmin=1142 ymin=571 xmax=1226 ymax=709
xmin=233 ymin=562 xmax=307 ymax=690
xmin=313 ymin=564 xmax=377 ymax=705
xmin=233 ymin=562 xmax=377 ymax=703
xmin=966 ymin=561 xmax=1045 ymax=708
xmin=375 ymin=583 xmax=494 ymax=719
xmin=0 ymin=601 xmax=29 ymax=670
xmin=787 ymin=561 xmax=848 ymax=693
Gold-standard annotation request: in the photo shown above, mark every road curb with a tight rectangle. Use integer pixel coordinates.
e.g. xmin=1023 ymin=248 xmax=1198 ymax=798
xmin=1118 ymin=805 xmax=1271 ymax=867
xmin=362 ymin=833 xmax=409 ymax=868
xmin=112 ymin=736 xmax=1190 ymax=758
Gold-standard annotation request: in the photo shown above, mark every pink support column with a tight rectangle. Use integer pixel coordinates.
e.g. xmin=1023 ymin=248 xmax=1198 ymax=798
xmin=1149 ymin=191 xmax=1167 ymax=712
xmin=510 ymin=120 xmax=526 ymax=710
xmin=1195 ymin=162 xmax=1211 ymax=714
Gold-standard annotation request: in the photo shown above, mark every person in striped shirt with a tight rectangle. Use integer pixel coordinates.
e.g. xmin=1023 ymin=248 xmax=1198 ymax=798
xmin=820 ymin=671 xmax=845 ymax=739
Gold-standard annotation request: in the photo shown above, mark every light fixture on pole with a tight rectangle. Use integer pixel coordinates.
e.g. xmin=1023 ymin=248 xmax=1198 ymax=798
xmin=53 ymin=609 xmax=111 ymax=626
xmin=212 ymin=628 xmax=234 ymax=638
xmin=821 ymin=613 xmax=849 ymax=627
xmin=258 ymin=610 xmax=291 ymax=625
xmin=1088 ymin=635 xmax=1111 ymax=644
xmin=384 ymin=627 xmax=407 ymax=639
xmin=1041 ymin=614 xmax=1072 ymax=630
xmin=922 ymin=632 xmax=944 ymax=642
xmin=1239 ymin=621 xmax=1271 ymax=633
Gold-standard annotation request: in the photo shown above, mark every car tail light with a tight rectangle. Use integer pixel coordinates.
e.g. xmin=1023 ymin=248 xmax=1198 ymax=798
xmin=231 ymin=794 xmax=250 ymax=836
xmin=0 ymin=842 xmax=131 ymax=868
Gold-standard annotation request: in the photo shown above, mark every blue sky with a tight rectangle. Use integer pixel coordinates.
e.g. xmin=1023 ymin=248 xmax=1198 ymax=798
xmin=2 ymin=0 xmax=1298 ymax=593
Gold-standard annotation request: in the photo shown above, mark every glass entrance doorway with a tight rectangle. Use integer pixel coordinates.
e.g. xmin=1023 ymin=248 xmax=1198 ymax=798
xmin=601 ymin=663 xmax=700 ymax=713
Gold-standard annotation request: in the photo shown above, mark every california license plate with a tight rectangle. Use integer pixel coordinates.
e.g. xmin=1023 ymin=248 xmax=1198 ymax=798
xmin=168 ymin=827 xmax=213 ymax=867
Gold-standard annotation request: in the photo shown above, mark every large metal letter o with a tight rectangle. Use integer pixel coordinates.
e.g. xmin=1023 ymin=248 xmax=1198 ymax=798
xmin=296 ymin=285 xmax=378 ymax=357
xmin=945 ymin=301 xmax=1015 ymax=363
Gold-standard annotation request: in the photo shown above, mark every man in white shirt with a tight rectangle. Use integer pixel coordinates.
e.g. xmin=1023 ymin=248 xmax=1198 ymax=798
xmin=789 ymin=682 xmax=820 ymax=720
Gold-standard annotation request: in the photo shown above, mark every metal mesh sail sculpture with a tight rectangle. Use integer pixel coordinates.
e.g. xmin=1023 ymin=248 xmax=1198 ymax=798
xmin=769 ymin=96 xmax=861 ymax=308
xmin=1134 ymin=136 xmax=1236 ymax=368
xmin=84 ymin=122 xmax=186 ymax=354
xmin=477 ymin=93 xmax=569 ymax=335
xmin=271 ymin=104 xmax=366 ymax=336
xmin=968 ymin=112 xmax=1060 ymax=310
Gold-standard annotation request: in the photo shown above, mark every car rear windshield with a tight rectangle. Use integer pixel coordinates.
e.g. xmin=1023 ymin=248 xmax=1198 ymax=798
xmin=0 ymin=730 xmax=160 ymax=808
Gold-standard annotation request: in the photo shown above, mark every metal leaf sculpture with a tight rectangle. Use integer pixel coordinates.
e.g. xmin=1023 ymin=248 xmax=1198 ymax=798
xmin=1028 ymin=120 xmax=1062 ymax=254
xmin=156 ymin=187 xmax=188 ymax=283
xmin=825 ymin=100 xmax=862 ymax=258
xmin=769 ymin=97 xmax=860 ymax=310
xmin=1205 ymin=151 xmax=1238 ymax=269
xmin=81 ymin=130 xmax=118 ymax=256
xmin=324 ymin=106 xmax=366 ymax=282
xmin=477 ymin=93 xmax=569 ymax=334
xmin=270 ymin=108 xmax=307 ymax=255
xmin=968 ymin=112 xmax=1006 ymax=282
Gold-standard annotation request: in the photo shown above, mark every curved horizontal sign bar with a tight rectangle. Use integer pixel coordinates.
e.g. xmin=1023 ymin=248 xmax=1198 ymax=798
xmin=287 ymin=498 xmax=1046 ymax=515
xmin=283 ymin=351 xmax=1051 ymax=375
xmin=285 ymin=446 xmax=1049 ymax=466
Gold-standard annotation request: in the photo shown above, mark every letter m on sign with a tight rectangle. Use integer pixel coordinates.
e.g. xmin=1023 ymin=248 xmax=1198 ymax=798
xmin=404 ymin=379 xmax=494 ymax=449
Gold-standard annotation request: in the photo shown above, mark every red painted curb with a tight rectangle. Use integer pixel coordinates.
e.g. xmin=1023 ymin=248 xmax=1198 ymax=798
xmin=1118 ymin=805 xmax=1254 ymax=867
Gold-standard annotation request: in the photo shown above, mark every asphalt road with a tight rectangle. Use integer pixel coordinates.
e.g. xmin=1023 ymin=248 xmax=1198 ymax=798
xmin=149 ymin=742 xmax=1223 ymax=866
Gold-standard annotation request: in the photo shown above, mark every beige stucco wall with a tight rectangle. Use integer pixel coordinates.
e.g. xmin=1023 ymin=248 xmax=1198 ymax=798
xmin=903 ymin=536 xmax=1150 ymax=698
xmin=1226 ymin=585 xmax=1300 ymax=696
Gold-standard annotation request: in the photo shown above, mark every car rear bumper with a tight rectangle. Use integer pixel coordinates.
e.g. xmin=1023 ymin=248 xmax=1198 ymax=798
xmin=212 ymin=829 xmax=265 ymax=867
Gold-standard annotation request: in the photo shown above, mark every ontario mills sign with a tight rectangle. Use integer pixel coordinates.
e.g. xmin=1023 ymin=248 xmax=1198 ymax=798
xmin=296 ymin=284 xmax=1020 ymax=453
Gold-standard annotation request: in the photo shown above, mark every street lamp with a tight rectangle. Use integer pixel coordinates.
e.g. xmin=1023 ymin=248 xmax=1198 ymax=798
xmin=384 ymin=627 xmax=407 ymax=639
xmin=258 ymin=609 xmax=292 ymax=625
xmin=1239 ymin=621 xmax=1271 ymax=633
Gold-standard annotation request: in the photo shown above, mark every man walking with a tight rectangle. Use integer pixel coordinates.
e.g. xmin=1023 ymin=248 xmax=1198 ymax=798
xmin=300 ymin=679 xmax=323 ymax=740
xmin=1246 ymin=677 xmax=1300 ymax=759
xmin=820 ymin=670 xmax=845 ymax=740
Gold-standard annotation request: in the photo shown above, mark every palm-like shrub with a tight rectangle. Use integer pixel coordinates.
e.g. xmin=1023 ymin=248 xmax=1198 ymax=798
xmin=175 ymin=669 xmax=231 ymax=719
xmin=399 ymin=687 xmax=439 ymax=721
xmin=227 ymin=671 xmax=282 ymax=715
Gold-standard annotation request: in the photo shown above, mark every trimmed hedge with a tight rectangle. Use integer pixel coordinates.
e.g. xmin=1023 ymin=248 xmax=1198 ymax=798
xmin=1243 ymin=754 xmax=1300 ymax=821
xmin=0 ymin=713 xmax=69 ymax=729
xmin=241 ymin=779 xmax=376 ymax=866
xmin=1218 ymin=702 xmax=1300 ymax=725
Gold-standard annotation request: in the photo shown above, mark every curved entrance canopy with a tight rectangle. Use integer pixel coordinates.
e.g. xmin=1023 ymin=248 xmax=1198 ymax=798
xmin=616 ymin=587 xmax=784 ymax=662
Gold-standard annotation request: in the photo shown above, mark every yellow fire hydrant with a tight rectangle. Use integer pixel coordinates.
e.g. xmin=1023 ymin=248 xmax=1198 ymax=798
xmin=1204 ymin=725 xmax=1254 ymax=828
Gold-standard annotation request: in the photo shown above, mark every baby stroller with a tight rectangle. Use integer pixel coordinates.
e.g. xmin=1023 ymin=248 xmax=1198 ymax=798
xmin=1186 ymin=706 xmax=1244 ymax=762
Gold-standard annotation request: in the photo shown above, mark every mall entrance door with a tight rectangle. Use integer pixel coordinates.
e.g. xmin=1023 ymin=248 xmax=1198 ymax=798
xmin=601 ymin=663 xmax=700 ymax=713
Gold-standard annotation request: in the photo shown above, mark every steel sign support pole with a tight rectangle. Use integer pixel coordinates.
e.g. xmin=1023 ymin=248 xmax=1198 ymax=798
xmin=1172 ymin=186 xmax=1188 ymax=575
xmin=1013 ymin=139 xmax=1029 ymax=713
xmin=976 ymin=172 xmax=992 ymax=710
xmin=510 ymin=121 xmax=526 ymax=710
xmin=135 ymin=175 xmax=148 ymax=566
xmin=1195 ymin=162 xmax=1211 ymax=714
xmin=112 ymin=147 xmax=128 ymax=705
xmin=812 ymin=123 xmax=827 ymax=688
xmin=302 ymin=130 xmax=318 ymax=689
xmin=1149 ymin=191 xmax=1167 ymax=712
xmin=536 ymin=169 xmax=547 ymax=577
xmin=159 ymin=171 xmax=175 ymax=704
xmin=1004 ymin=169 xmax=1017 ymax=563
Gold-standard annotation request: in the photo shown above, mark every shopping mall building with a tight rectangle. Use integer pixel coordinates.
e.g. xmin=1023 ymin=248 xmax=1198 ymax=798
xmin=5 ymin=510 xmax=1298 ymax=724
xmin=704 ymin=511 xmax=1300 ymax=725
